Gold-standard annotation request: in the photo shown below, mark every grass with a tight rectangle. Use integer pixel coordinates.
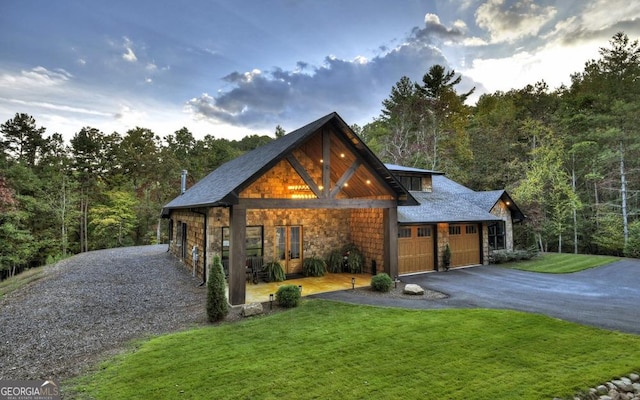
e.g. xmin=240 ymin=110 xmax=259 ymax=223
xmin=71 ymin=300 xmax=640 ymax=400
xmin=0 ymin=266 xmax=47 ymax=298
xmin=501 ymin=252 xmax=620 ymax=273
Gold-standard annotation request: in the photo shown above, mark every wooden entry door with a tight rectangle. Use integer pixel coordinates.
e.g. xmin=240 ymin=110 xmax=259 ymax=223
xmin=276 ymin=226 xmax=303 ymax=274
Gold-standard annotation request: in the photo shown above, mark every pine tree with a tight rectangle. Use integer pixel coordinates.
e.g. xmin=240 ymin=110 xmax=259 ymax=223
xmin=206 ymin=255 xmax=229 ymax=322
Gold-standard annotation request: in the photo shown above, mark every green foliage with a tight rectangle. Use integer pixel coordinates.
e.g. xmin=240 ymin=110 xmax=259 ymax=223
xmin=263 ymin=260 xmax=286 ymax=282
xmin=370 ymin=273 xmax=392 ymax=292
xmin=343 ymin=243 xmax=364 ymax=273
xmin=302 ymin=256 xmax=326 ymax=277
xmin=443 ymin=243 xmax=452 ymax=267
xmin=275 ymin=284 xmax=300 ymax=308
xmin=326 ymin=249 xmax=344 ymax=273
xmin=490 ymin=248 xmax=538 ymax=264
xmin=624 ymin=220 xmax=640 ymax=258
xmin=89 ymin=190 xmax=138 ymax=249
xmin=206 ymin=255 xmax=228 ymax=322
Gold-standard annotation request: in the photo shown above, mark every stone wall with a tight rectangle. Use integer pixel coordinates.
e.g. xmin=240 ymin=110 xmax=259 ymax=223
xmin=168 ymin=209 xmax=206 ymax=279
xmin=490 ymin=199 xmax=514 ymax=251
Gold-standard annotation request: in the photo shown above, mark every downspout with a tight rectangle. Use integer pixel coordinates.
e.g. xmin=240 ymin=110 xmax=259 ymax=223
xmin=192 ymin=208 xmax=208 ymax=286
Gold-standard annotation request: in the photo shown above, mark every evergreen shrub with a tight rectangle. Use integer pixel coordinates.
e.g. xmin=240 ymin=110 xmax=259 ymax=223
xmin=206 ymin=255 xmax=229 ymax=322
xmin=276 ymin=284 xmax=301 ymax=308
xmin=371 ymin=273 xmax=392 ymax=292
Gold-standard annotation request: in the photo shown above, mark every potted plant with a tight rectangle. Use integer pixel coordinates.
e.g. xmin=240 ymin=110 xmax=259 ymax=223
xmin=262 ymin=260 xmax=286 ymax=282
xmin=442 ymin=244 xmax=451 ymax=271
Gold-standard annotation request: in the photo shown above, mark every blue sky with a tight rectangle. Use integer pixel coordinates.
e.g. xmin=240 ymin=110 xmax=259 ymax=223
xmin=1 ymin=0 xmax=639 ymax=142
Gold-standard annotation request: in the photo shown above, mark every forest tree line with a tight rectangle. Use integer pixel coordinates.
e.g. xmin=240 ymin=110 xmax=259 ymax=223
xmin=1 ymin=32 xmax=639 ymax=278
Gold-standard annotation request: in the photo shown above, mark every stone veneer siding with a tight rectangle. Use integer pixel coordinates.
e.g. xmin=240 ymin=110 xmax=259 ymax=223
xmin=490 ymin=199 xmax=514 ymax=251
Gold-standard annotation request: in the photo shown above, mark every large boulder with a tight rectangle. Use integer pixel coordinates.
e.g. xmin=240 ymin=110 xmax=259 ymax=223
xmin=241 ymin=302 xmax=263 ymax=317
xmin=403 ymin=284 xmax=425 ymax=295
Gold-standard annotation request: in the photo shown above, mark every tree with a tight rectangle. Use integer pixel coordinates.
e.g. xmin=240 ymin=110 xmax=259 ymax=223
xmin=206 ymin=255 xmax=229 ymax=322
xmin=275 ymin=125 xmax=285 ymax=138
xmin=89 ymin=189 xmax=138 ymax=248
xmin=0 ymin=113 xmax=46 ymax=166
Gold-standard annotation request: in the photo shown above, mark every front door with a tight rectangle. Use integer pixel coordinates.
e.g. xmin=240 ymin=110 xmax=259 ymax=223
xmin=276 ymin=226 xmax=303 ymax=274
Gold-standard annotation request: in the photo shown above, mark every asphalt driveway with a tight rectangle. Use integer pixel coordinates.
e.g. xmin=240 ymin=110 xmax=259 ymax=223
xmin=314 ymin=259 xmax=640 ymax=335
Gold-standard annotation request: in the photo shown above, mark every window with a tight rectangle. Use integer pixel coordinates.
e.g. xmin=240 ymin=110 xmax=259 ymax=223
xmin=488 ymin=221 xmax=506 ymax=250
xmin=399 ymin=175 xmax=422 ymax=191
xmin=398 ymin=227 xmax=412 ymax=238
xmin=466 ymin=225 xmax=478 ymax=234
xmin=221 ymin=226 xmax=264 ymax=259
xmin=417 ymin=226 xmax=431 ymax=237
xmin=449 ymin=225 xmax=461 ymax=235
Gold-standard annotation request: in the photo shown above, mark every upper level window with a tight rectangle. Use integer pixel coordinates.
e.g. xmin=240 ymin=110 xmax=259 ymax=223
xmin=399 ymin=175 xmax=422 ymax=191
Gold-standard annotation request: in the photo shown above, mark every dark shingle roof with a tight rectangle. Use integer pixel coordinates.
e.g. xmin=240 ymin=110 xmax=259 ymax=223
xmin=162 ymin=112 xmax=415 ymax=215
xmin=398 ymin=190 xmax=502 ymax=224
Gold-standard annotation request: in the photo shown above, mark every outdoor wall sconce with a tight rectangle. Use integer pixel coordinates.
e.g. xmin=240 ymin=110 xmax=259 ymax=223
xmin=269 ymin=293 xmax=274 ymax=310
xmin=351 ymin=277 xmax=355 ymax=290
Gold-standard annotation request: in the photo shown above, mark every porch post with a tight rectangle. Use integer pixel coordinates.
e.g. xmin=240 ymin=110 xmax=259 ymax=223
xmin=229 ymin=206 xmax=246 ymax=305
xmin=383 ymin=207 xmax=398 ymax=278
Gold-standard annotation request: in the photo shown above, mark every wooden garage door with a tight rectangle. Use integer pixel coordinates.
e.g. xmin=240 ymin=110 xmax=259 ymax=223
xmin=398 ymin=225 xmax=435 ymax=274
xmin=448 ymin=224 xmax=480 ymax=267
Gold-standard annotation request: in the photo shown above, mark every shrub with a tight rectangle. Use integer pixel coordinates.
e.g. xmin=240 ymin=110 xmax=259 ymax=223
xmin=490 ymin=248 xmax=538 ymax=264
xmin=276 ymin=284 xmax=301 ymax=308
xmin=302 ymin=256 xmax=326 ymax=277
xmin=206 ymin=255 xmax=229 ymax=322
xmin=624 ymin=221 xmax=640 ymax=259
xmin=263 ymin=260 xmax=286 ymax=282
xmin=371 ymin=273 xmax=392 ymax=292
xmin=327 ymin=249 xmax=344 ymax=273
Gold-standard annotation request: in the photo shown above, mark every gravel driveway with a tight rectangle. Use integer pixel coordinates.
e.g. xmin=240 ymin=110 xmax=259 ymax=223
xmin=0 ymin=245 xmax=207 ymax=382
xmin=315 ymin=259 xmax=640 ymax=335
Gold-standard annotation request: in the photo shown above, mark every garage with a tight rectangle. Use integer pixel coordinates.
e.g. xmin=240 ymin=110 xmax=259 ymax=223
xmin=448 ymin=224 xmax=481 ymax=267
xmin=398 ymin=225 xmax=435 ymax=274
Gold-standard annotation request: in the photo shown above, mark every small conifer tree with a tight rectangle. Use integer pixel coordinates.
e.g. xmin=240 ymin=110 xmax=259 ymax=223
xmin=206 ymin=255 xmax=228 ymax=322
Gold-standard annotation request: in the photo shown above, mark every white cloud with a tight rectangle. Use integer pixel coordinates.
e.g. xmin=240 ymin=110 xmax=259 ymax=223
xmin=122 ymin=37 xmax=138 ymax=62
xmin=475 ymin=0 xmax=557 ymax=43
xmin=0 ymin=67 xmax=71 ymax=89
xmin=463 ymin=40 xmax=600 ymax=93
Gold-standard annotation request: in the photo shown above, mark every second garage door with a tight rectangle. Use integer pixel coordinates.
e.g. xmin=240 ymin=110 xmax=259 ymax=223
xmin=398 ymin=225 xmax=435 ymax=274
xmin=448 ymin=224 xmax=480 ymax=267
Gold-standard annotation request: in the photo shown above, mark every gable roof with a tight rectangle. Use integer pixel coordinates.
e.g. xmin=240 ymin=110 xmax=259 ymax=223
xmin=393 ymin=167 xmax=525 ymax=224
xmin=162 ymin=112 xmax=416 ymax=216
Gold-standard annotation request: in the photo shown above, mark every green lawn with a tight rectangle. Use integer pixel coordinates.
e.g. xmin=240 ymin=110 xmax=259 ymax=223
xmin=501 ymin=252 xmax=620 ymax=273
xmin=71 ymin=300 xmax=640 ymax=400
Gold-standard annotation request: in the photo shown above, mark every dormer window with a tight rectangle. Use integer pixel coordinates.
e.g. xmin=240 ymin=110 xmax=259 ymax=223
xmin=399 ymin=175 xmax=422 ymax=191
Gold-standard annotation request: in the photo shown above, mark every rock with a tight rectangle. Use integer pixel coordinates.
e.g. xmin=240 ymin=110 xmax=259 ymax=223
xmin=613 ymin=379 xmax=634 ymax=392
xmin=598 ymin=385 xmax=611 ymax=395
xmin=403 ymin=284 xmax=424 ymax=295
xmin=632 ymin=383 xmax=640 ymax=393
xmin=629 ymin=373 xmax=639 ymax=382
xmin=241 ymin=302 xmax=263 ymax=317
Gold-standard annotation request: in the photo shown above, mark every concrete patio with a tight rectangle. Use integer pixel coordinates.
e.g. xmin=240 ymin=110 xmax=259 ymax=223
xmin=242 ymin=273 xmax=371 ymax=303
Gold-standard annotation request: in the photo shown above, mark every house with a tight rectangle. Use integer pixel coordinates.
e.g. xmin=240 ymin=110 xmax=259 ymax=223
xmin=161 ymin=112 xmax=524 ymax=305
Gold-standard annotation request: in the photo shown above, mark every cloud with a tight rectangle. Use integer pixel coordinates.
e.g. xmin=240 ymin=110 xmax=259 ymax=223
xmin=122 ymin=37 xmax=138 ymax=62
xmin=475 ymin=0 xmax=557 ymax=43
xmin=0 ymin=66 xmax=71 ymax=89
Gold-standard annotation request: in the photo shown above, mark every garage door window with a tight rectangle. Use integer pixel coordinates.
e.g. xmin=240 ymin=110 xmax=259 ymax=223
xmin=398 ymin=227 xmax=412 ymax=238
xmin=449 ymin=225 xmax=461 ymax=235
xmin=417 ymin=226 xmax=431 ymax=237
xmin=466 ymin=225 xmax=478 ymax=234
